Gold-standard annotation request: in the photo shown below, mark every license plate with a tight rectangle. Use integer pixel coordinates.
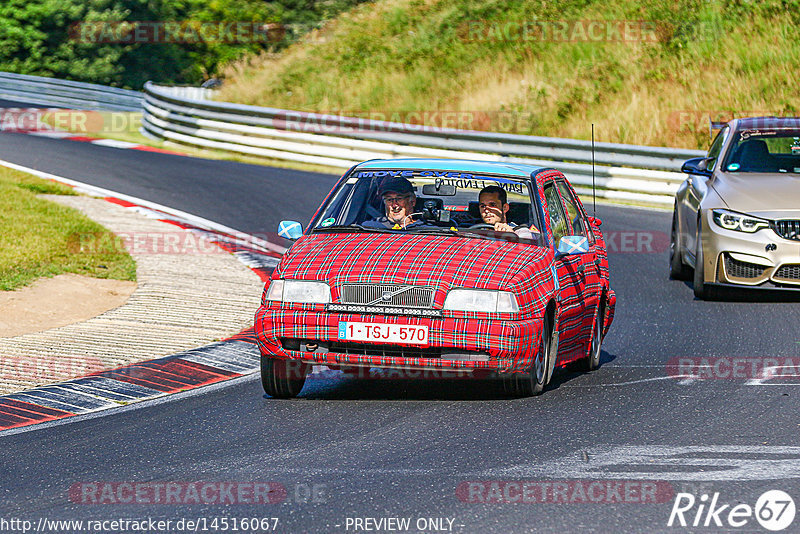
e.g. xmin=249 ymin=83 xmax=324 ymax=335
xmin=338 ymin=322 xmax=429 ymax=345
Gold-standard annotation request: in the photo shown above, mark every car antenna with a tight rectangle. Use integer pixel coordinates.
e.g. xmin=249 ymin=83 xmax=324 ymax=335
xmin=592 ymin=123 xmax=597 ymax=218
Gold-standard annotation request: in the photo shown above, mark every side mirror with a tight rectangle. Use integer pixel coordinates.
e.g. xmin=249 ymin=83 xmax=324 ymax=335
xmin=681 ymin=157 xmax=713 ymax=176
xmin=556 ymin=235 xmax=589 ymax=258
xmin=588 ymin=216 xmax=602 ymax=228
xmin=277 ymin=220 xmax=303 ymax=241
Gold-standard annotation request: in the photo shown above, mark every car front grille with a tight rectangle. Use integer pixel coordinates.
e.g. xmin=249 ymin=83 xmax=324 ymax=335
xmin=724 ymin=254 xmax=766 ymax=279
xmin=774 ymin=264 xmax=800 ymax=281
xmin=339 ymin=284 xmax=435 ymax=308
xmin=772 ymin=220 xmax=800 ymax=241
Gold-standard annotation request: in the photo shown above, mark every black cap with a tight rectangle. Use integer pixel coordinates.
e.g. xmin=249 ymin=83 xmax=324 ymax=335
xmin=378 ymin=176 xmax=415 ymax=196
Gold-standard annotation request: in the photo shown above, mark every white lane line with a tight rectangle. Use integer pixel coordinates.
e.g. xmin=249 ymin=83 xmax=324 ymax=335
xmin=564 ymin=375 xmax=697 ymax=387
xmin=746 ymin=364 xmax=800 ymax=385
xmin=89 ymin=139 xmax=139 ymax=149
xmin=488 ymin=445 xmax=800 ymax=481
xmin=28 ymin=131 xmax=74 ymax=138
xmin=0 ymin=158 xmax=287 ymax=254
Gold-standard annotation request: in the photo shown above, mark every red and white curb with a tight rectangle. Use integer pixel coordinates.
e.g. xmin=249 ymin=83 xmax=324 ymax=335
xmin=0 ymin=335 xmax=260 ymax=431
xmin=0 ymin=159 xmax=287 ymax=432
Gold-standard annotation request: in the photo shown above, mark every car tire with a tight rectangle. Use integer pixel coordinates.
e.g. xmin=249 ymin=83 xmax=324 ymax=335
xmin=693 ymin=224 xmax=720 ymax=300
xmin=669 ymin=210 xmax=691 ymax=281
xmin=261 ymin=357 xmax=309 ymax=398
xmin=576 ymin=300 xmax=604 ymax=372
xmin=504 ymin=315 xmax=554 ymax=397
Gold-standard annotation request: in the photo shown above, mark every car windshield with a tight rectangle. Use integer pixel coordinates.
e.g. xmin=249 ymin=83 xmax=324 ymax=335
xmin=309 ymin=169 xmax=545 ymax=246
xmin=722 ymin=129 xmax=800 ymax=173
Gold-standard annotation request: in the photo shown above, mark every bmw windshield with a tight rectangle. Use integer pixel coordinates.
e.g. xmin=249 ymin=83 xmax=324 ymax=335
xmin=722 ymin=129 xmax=800 ymax=173
xmin=308 ymin=169 xmax=546 ymax=246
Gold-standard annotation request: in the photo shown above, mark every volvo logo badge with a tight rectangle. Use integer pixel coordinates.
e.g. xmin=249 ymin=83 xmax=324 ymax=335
xmin=381 ymin=291 xmax=393 ymax=301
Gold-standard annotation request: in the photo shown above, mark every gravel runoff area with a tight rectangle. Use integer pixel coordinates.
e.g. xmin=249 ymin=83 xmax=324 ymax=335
xmin=0 ymin=195 xmax=265 ymax=395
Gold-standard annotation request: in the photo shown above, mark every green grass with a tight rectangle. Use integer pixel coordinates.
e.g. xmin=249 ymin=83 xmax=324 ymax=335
xmin=217 ymin=0 xmax=800 ymax=150
xmin=0 ymin=166 xmax=136 ymax=291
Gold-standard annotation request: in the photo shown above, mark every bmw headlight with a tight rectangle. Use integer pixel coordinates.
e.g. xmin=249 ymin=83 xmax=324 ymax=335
xmin=266 ymin=279 xmax=331 ymax=303
xmin=712 ymin=209 xmax=769 ymax=233
xmin=443 ymin=289 xmax=519 ymax=313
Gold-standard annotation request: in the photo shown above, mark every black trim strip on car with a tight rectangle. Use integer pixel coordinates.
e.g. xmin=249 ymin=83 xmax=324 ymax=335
xmin=326 ymin=304 xmax=443 ymax=317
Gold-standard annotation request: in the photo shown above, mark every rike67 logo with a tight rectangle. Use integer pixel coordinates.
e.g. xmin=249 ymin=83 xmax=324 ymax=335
xmin=668 ymin=490 xmax=796 ymax=531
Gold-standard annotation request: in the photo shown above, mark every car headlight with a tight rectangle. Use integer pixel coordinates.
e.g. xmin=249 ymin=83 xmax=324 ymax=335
xmin=266 ymin=279 xmax=331 ymax=303
xmin=443 ymin=289 xmax=519 ymax=313
xmin=712 ymin=209 xmax=769 ymax=233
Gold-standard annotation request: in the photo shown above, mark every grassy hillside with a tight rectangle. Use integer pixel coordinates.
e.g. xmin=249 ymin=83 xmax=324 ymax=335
xmin=218 ymin=0 xmax=799 ymax=149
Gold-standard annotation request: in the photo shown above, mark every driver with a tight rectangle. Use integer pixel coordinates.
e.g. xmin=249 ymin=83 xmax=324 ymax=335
xmin=362 ymin=176 xmax=430 ymax=230
xmin=477 ymin=185 xmax=540 ymax=239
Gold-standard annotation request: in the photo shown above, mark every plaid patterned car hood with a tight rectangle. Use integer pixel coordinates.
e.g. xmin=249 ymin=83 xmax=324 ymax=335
xmin=275 ymin=232 xmax=551 ymax=297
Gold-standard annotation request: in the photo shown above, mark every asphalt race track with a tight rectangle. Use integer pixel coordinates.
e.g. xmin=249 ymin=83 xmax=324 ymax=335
xmin=1 ymin=128 xmax=799 ymax=533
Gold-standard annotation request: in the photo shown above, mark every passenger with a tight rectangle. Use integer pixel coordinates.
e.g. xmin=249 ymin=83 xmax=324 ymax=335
xmin=362 ymin=176 xmax=430 ymax=230
xmin=477 ymin=185 xmax=540 ymax=239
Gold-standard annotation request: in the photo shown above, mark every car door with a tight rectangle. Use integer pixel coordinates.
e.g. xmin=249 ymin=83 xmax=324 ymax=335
xmin=542 ymin=179 xmax=588 ymax=363
xmin=682 ymin=126 xmax=728 ymax=260
xmin=555 ymin=179 xmax=598 ymax=361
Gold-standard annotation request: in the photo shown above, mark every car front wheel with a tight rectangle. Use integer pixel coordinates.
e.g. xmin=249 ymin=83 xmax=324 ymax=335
xmin=669 ymin=210 xmax=691 ymax=280
xmin=504 ymin=315 xmax=554 ymax=397
xmin=261 ymin=357 xmax=309 ymax=398
xmin=693 ymin=224 xmax=720 ymax=300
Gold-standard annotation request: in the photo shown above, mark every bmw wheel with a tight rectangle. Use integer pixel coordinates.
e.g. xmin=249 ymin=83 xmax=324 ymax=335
xmin=693 ymin=224 xmax=720 ymax=300
xmin=669 ymin=210 xmax=691 ymax=280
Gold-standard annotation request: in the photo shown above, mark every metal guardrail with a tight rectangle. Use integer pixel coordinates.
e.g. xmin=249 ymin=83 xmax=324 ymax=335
xmin=0 ymin=71 xmax=702 ymax=206
xmin=0 ymin=72 xmax=142 ymax=111
xmin=143 ymin=82 xmax=703 ymax=205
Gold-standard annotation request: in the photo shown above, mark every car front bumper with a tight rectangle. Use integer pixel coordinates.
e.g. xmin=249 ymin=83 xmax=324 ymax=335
xmin=254 ymin=304 xmax=545 ymax=374
xmin=700 ymin=211 xmax=800 ymax=288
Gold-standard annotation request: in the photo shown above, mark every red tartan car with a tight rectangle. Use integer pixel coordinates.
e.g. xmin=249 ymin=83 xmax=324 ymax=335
xmin=255 ymin=159 xmax=615 ymax=397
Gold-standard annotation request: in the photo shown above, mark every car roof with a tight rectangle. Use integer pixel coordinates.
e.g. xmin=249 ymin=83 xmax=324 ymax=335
xmin=353 ymin=158 xmax=548 ymax=178
xmin=732 ymin=117 xmax=800 ymax=130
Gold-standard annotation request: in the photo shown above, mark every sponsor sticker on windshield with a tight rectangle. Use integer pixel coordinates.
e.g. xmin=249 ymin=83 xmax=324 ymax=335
xmin=740 ymin=129 xmax=777 ymax=140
